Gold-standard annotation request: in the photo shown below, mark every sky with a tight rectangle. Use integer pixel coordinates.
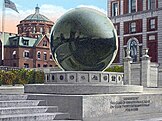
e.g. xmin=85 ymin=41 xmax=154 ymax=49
xmin=0 ymin=0 xmax=107 ymax=33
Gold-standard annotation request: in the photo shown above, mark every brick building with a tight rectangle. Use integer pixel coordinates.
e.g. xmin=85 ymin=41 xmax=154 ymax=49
xmin=1 ymin=6 xmax=57 ymax=68
xmin=108 ymin=0 xmax=162 ymax=65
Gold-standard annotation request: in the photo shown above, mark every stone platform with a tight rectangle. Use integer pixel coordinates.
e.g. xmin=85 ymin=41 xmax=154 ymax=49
xmin=24 ymin=71 xmax=162 ymax=121
xmin=25 ymin=84 xmax=143 ymax=94
xmin=0 ymin=85 xmax=24 ymax=94
xmin=26 ymin=92 xmax=162 ymax=121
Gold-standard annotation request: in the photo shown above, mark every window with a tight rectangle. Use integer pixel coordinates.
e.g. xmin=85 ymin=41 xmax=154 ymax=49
xmin=129 ymin=22 xmax=136 ymax=33
xmin=43 ymin=64 xmax=47 ymax=67
xmin=148 ymin=0 xmax=156 ymax=10
xmin=112 ymin=2 xmax=118 ymax=16
xmin=37 ymin=64 xmax=41 ymax=67
xmin=149 ymin=35 xmax=155 ymax=41
xmin=23 ymin=40 xmax=29 ymax=46
xmin=33 ymin=27 xmax=36 ymax=33
xmin=150 ymin=18 xmax=155 ymax=29
xmin=50 ymin=65 xmax=52 ymax=67
xmin=40 ymin=27 xmax=43 ymax=33
xmin=37 ymin=51 xmax=41 ymax=59
xmin=43 ymin=40 xmax=47 ymax=46
xmin=50 ymin=53 xmax=53 ymax=60
xmin=24 ymin=51 xmax=29 ymax=58
xmin=12 ymin=51 xmax=16 ymax=59
xmin=13 ymin=63 xmax=16 ymax=67
xmin=129 ymin=0 xmax=136 ymax=13
xmin=24 ymin=63 xmax=29 ymax=68
xmin=44 ymin=52 xmax=47 ymax=60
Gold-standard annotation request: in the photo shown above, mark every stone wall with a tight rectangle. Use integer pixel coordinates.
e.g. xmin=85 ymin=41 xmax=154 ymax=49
xmin=124 ymin=49 xmax=159 ymax=87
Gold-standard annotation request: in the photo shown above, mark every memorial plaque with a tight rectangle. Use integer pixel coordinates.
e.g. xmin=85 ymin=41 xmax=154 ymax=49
xmin=101 ymin=73 xmax=109 ymax=83
xmin=57 ymin=73 xmax=66 ymax=83
xmin=51 ymin=74 xmax=57 ymax=82
xmin=78 ymin=73 xmax=89 ymax=83
xmin=117 ymin=75 xmax=123 ymax=84
xmin=109 ymin=74 xmax=117 ymax=84
xmin=67 ymin=73 xmax=77 ymax=83
xmin=89 ymin=73 xmax=100 ymax=83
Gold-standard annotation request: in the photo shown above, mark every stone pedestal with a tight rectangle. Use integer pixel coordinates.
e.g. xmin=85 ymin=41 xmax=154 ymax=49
xmin=24 ymin=71 xmax=162 ymax=121
xmin=141 ymin=53 xmax=151 ymax=87
xmin=124 ymin=55 xmax=132 ymax=85
xmin=26 ymin=92 xmax=162 ymax=121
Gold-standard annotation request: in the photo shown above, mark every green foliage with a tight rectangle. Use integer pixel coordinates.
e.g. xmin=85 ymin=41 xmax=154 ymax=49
xmin=0 ymin=69 xmax=45 ymax=85
xmin=105 ymin=65 xmax=124 ymax=72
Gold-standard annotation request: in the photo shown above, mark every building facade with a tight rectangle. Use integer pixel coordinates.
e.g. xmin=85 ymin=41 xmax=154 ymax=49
xmin=4 ymin=35 xmax=56 ymax=68
xmin=108 ymin=0 xmax=162 ymax=66
xmin=1 ymin=6 xmax=57 ymax=68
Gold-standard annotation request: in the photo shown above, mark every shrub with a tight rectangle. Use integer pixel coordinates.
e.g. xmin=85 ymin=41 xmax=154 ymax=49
xmin=0 ymin=69 xmax=45 ymax=85
xmin=105 ymin=65 xmax=124 ymax=72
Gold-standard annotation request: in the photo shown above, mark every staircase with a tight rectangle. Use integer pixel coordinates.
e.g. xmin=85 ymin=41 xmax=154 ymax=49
xmin=0 ymin=95 xmax=78 ymax=121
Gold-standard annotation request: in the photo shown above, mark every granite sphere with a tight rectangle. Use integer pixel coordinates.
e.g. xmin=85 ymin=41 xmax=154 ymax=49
xmin=50 ymin=7 xmax=118 ymax=71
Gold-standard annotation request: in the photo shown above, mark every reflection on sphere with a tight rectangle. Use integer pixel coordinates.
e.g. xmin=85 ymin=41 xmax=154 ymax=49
xmin=50 ymin=7 xmax=118 ymax=71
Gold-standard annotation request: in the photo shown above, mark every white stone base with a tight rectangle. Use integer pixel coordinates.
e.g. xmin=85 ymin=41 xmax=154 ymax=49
xmin=26 ymin=92 xmax=162 ymax=121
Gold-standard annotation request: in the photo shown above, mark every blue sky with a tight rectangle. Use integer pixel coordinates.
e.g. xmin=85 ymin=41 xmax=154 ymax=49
xmin=0 ymin=0 xmax=108 ymax=33
xmin=13 ymin=0 xmax=107 ymax=11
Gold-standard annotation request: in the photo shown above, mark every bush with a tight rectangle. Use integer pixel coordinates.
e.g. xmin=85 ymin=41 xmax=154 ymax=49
xmin=0 ymin=69 xmax=45 ymax=85
xmin=105 ymin=65 xmax=124 ymax=72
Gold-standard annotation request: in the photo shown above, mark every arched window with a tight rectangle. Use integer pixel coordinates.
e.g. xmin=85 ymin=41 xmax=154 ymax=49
xmin=12 ymin=51 xmax=16 ymax=59
xmin=129 ymin=39 xmax=137 ymax=62
xmin=37 ymin=51 xmax=41 ymax=59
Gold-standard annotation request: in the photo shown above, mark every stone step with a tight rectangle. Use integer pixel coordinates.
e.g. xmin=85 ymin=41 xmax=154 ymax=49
xmin=0 ymin=106 xmax=58 ymax=115
xmin=52 ymin=120 xmax=81 ymax=121
xmin=0 ymin=100 xmax=45 ymax=107
xmin=0 ymin=95 xmax=27 ymax=101
xmin=48 ymin=120 xmax=81 ymax=121
xmin=0 ymin=113 xmax=70 ymax=121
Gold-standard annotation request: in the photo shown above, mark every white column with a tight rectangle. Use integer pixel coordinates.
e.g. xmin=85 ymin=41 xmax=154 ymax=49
xmin=141 ymin=48 xmax=151 ymax=87
xmin=124 ymin=49 xmax=132 ymax=85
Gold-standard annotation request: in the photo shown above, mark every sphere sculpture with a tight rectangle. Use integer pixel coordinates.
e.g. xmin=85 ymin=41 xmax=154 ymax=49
xmin=50 ymin=7 xmax=118 ymax=71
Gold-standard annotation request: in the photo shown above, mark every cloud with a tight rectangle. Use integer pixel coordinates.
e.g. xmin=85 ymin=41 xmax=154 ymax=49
xmin=40 ymin=4 xmax=67 ymax=21
xmin=1 ymin=4 xmax=67 ymax=33
xmin=77 ymin=5 xmax=106 ymax=14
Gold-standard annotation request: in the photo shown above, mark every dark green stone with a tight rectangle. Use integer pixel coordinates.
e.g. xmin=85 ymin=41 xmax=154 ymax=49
xmin=50 ymin=7 xmax=118 ymax=71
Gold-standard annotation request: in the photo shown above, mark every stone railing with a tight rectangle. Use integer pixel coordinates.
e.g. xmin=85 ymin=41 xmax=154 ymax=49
xmin=0 ymin=66 xmax=21 ymax=71
xmin=44 ymin=71 xmax=124 ymax=85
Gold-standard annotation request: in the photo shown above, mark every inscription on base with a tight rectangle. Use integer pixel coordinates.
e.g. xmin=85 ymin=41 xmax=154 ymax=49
xmin=110 ymin=97 xmax=150 ymax=112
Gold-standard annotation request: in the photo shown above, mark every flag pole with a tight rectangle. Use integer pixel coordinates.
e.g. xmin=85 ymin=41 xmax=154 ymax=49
xmin=1 ymin=0 xmax=5 ymax=65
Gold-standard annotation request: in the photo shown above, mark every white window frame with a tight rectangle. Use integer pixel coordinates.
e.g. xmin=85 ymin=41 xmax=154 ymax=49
xmin=33 ymin=27 xmax=36 ymax=33
xmin=112 ymin=1 xmax=119 ymax=16
xmin=149 ymin=35 xmax=155 ymax=41
xmin=37 ymin=51 xmax=41 ymax=59
xmin=40 ymin=27 xmax=43 ymax=33
xmin=129 ymin=0 xmax=137 ymax=13
xmin=130 ymin=22 xmax=136 ymax=33
xmin=12 ymin=51 xmax=16 ymax=59
xmin=43 ymin=40 xmax=47 ymax=46
xmin=23 ymin=40 xmax=29 ymax=46
xmin=148 ymin=0 xmax=156 ymax=10
xmin=44 ymin=52 xmax=47 ymax=61
xmin=150 ymin=18 xmax=155 ymax=29
xmin=23 ymin=50 xmax=29 ymax=58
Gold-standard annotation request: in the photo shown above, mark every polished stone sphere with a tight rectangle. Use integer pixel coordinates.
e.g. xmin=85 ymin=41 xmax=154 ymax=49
xmin=50 ymin=7 xmax=118 ymax=71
